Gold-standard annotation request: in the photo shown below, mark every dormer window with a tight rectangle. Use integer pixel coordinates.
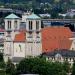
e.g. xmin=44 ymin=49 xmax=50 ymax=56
xmin=55 ymin=53 xmax=62 ymax=61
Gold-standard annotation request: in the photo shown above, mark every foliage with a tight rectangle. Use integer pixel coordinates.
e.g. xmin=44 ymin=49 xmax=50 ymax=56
xmin=0 ymin=0 xmax=74 ymax=19
xmin=62 ymin=61 xmax=70 ymax=73
xmin=0 ymin=53 xmax=5 ymax=69
xmin=6 ymin=59 xmax=15 ymax=75
xmin=0 ymin=53 xmax=3 ymax=62
xmin=16 ymin=57 xmax=68 ymax=75
xmin=71 ymin=61 xmax=75 ymax=75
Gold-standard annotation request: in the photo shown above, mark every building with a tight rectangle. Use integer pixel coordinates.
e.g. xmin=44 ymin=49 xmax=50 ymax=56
xmin=0 ymin=28 xmax=4 ymax=53
xmin=42 ymin=19 xmax=75 ymax=27
xmin=3 ymin=13 xmax=73 ymax=63
xmin=4 ymin=13 xmax=42 ymax=63
xmin=43 ymin=49 xmax=75 ymax=66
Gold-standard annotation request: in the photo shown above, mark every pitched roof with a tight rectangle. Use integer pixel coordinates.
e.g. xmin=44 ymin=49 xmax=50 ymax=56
xmin=14 ymin=31 xmax=26 ymax=42
xmin=42 ymin=27 xmax=72 ymax=53
xmin=5 ymin=13 xmax=20 ymax=19
xmin=27 ymin=13 xmax=40 ymax=19
xmin=43 ymin=49 xmax=75 ymax=57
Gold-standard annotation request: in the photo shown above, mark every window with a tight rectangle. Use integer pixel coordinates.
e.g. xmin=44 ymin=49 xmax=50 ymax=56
xmin=0 ymin=44 xmax=4 ymax=47
xmin=14 ymin=21 xmax=17 ymax=29
xmin=55 ymin=53 xmax=61 ymax=61
xmin=73 ymin=58 xmax=74 ymax=61
xmin=36 ymin=21 xmax=39 ymax=30
xmin=65 ymin=57 xmax=68 ymax=61
xmin=8 ymin=21 xmax=11 ymax=29
xmin=29 ymin=21 xmax=32 ymax=30
xmin=70 ymin=58 xmax=71 ymax=61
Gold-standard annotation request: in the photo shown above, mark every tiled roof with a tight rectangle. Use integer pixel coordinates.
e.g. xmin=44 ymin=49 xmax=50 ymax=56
xmin=42 ymin=27 xmax=72 ymax=52
xmin=27 ymin=13 xmax=40 ymax=19
xmin=43 ymin=49 xmax=75 ymax=57
xmin=14 ymin=31 xmax=26 ymax=42
xmin=5 ymin=13 xmax=20 ymax=19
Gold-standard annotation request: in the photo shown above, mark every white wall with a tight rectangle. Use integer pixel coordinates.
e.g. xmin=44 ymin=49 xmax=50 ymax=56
xmin=5 ymin=19 xmax=21 ymax=30
xmin=26 ymin=42 xmax=42 ymax=57
xmin=70 ymin=38 xmax=75 ymax=50
xmin=13 ymin=42 xmax=25 ymax=57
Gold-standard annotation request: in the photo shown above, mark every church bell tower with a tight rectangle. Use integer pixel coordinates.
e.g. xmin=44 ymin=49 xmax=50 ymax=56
xmin=25 ymin=13 xmax=42 ymax=57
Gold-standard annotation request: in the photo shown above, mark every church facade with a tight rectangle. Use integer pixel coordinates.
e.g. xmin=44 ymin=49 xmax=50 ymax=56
xmin=3 ymin=13 xmax=73 ymax=63
xmin=4 ymin=13 xmax=42 ymax=63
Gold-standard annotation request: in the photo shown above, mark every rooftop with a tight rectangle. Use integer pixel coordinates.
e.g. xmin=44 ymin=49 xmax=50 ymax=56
xmin=14 ymin=31 xmax=26 ymax=42
xmin=27 ymin=13 xmax=40 ymax=19
xmin=42 ymin=27 xmax=72 ymax=52
xmin=43 ymin=49 xmax=75 ymax=58
xmin=5 ymin=13 xmax=20 ymax=19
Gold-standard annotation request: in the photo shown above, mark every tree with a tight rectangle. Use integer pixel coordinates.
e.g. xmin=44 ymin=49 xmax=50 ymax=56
xmin=0 ymin=53 xmax=3 ymax=62
xmin=16 ymin=57 xmax=68 ymax=75
xmin=62 ymin=61 xmax=70 ymax=73
xmin=0 ymin=53 xmax=5 ymax=69
xmin=6 ymin=59 xmax=15 ymax=75
xmin=72 ymin=61 xmax=75 ymax=75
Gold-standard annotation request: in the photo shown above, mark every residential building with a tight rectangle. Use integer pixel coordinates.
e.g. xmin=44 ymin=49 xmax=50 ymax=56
xmin=43 ymin=49 xmax=75 ymax=66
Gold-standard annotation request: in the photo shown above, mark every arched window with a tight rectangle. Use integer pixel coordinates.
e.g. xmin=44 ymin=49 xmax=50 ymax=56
xmin=29 ymin=21 xmax=32 ymax=30
xmin=8 ymin=21 xmax=11 ymax=29
xmin=14 ymin=21 xmax=17 ymax=29
xmin=55 ymin=53 xmax=62 ymax=61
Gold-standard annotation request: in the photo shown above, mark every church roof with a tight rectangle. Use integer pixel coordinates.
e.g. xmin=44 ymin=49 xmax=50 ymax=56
xmin=27 ymin=13 xmax=40 ymax=19
xmin=14 ymin=31 xmax=26 ymax=42
xmin=5 ymin=13 xmax=20 ymax=19
xmin=42 ymin=27 xmax=72 ymax=52
xmin=14 ymin=26 xmax=72 ymax=53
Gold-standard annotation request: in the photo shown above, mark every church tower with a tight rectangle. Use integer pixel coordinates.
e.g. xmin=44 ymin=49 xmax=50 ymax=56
xmin=4 ymin=13 xmax=20 ymax=62
xmin=25 ymin=13 xmax=42 ymax=57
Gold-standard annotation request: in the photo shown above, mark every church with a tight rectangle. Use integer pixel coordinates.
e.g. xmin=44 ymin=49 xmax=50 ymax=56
xmin=3 ymin=13 xmax=73 ymax=63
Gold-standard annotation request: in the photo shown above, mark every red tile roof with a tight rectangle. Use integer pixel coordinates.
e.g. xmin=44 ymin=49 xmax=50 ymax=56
xmin=14 ymin=27 xmax=72 ymax=53
xmin=42 ymin=27 xmax=72 ymax=52
xmin=14 ymin=31 xmax=26 ymax=42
